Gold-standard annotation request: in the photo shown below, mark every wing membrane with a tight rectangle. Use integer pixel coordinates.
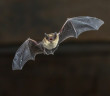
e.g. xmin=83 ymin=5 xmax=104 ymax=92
xmin=59 ymin=16 xmax=104 ymax=43
xmin=12 ymin=38 xmax=43 ymax=70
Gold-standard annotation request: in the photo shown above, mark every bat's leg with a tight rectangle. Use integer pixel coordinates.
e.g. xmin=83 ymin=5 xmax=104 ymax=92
xmin=44 ymin=45 xmax=59 ymax=55
xmin=43 ymin=48 xmax=54 ymax=55
xmin=51 ymin=51 xmax=54 ymax=55
xmin=49 ymin=50 xmax=54 ymax=55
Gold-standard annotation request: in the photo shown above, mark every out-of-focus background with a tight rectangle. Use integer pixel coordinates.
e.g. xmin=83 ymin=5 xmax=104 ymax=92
xmin=0 ymin=0 xmax=110 ymax=96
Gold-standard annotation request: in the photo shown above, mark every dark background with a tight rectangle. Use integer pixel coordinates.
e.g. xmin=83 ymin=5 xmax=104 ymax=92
xmin=0 ymin=0 xmax=110 ymax=96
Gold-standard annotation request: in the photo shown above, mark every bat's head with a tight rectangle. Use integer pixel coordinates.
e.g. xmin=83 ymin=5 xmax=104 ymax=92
xmin=44 ymin=32 xmax=57 ymax=42
xmin=43 ymin=32 xmax=59 ymax=49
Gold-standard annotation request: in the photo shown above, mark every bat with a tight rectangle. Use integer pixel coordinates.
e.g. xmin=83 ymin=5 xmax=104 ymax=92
xmin=12 ymin=16 xmax=104 ymax=70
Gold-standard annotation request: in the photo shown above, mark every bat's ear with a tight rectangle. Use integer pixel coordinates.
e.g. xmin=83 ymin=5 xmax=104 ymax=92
xmin=45 ymin=33 xmax=48 ymax=37
xmin=45 ymin=33 xmax=48 ymax=39
xmin=55 ymin=32 xmax=57 ymax=35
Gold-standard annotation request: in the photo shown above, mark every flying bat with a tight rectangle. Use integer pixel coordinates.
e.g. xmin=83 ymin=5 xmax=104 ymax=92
xmin=12 ymin=16 xmax=104 ymax=70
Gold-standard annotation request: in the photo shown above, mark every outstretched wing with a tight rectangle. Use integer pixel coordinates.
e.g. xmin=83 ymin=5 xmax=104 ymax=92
xmin=12 ymin=38 xmax=43 ymax=70
xmin=58 ymin=16 xmax=104 ymax=43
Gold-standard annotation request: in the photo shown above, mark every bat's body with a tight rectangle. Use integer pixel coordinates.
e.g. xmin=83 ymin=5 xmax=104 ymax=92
xmin=12 ymin=16 xmax=104 ymax=70
xmin=42 ymin=33 xmax=59 ymax=50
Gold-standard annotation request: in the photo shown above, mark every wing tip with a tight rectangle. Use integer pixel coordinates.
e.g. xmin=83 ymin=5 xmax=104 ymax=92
xmin=12 ymin=62 xmax=23 ymax=70
xmin=100 ymin=19 xmax=104 ymax=26
xmin=96 ymin=19 xmax=104 ymax=30
xmin=12 ymin=68 xmax=22 ymax=71
xmin=87 ymin=16 xmax=104 ymax=30
xmin=12 ymin=67 xmax=23 ymax=70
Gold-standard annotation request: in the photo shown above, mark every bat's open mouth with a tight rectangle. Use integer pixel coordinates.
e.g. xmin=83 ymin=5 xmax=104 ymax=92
xmin=49 ymin=38 xmax=53 ymax=41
